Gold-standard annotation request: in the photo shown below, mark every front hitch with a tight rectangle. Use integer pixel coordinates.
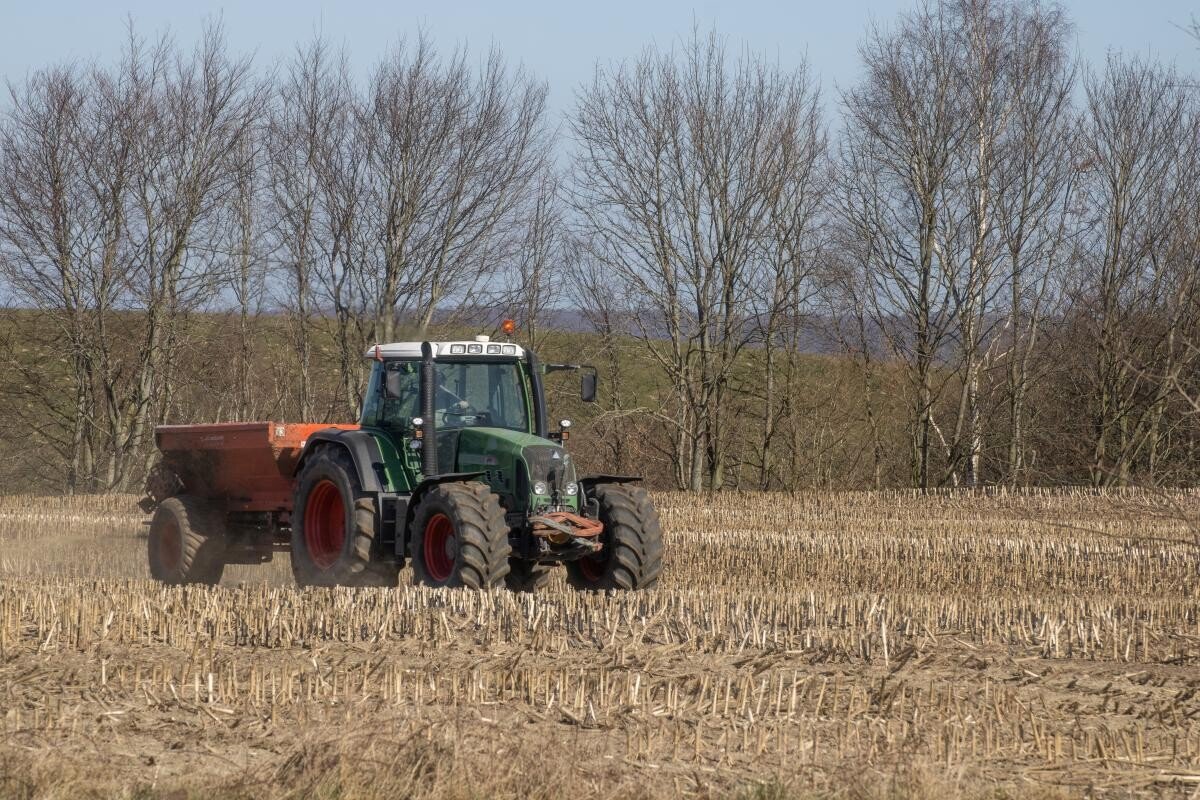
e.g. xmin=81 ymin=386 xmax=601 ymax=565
xmin=529 ymin=511 xmax=603 ymax=554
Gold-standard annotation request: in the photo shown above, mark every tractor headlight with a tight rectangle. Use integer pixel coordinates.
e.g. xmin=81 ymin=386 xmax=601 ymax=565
xmin=532 ymin=481 xmax=548 ymax=496
xmin=565 ymin=482 xmax=578 ymax=496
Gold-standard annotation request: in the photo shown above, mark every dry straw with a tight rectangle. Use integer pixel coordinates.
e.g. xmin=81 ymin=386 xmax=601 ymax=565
xmin=1 ymin=488 xmax=1198 ymax=797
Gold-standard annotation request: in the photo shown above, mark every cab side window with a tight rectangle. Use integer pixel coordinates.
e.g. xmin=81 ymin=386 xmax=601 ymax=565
xmin=380 ymin=361 xmax=420 ymax=426
xmin=491 ymin=364 xmax=525 ymax=429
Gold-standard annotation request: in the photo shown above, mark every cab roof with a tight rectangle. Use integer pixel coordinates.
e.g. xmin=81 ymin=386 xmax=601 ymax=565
xmin=363 ymin=338 xmax=526 ymax=360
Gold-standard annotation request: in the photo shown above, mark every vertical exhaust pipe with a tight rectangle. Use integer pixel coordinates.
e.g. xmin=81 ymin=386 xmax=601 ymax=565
xmin=526 ymin=349 xmax=548 ymax=438
xmin=420 ymin=341 xmax=438 ymax=476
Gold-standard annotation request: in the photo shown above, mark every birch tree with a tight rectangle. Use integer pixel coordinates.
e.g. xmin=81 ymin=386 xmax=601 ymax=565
xmin=836 ymin=3 xmax=968 ymax=488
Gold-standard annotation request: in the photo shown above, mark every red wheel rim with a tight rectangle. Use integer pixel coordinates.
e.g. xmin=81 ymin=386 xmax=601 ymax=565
xmin=305 ymin=480 xmax=346 ymax=570
xmin=423 ymin=513 xmax=456 ymax=582
xmin=159 ymin=517 xmax=182 ymax=573
xmin=578 ymin=550 xmax=607 ymax=583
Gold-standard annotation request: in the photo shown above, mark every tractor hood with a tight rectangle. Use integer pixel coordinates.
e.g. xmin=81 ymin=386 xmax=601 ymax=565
xmin=439 ymin=427 xmax=578 ymax=511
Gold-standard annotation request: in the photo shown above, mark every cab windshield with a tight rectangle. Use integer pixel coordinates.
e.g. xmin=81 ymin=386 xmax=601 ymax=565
xmin=379 ymin=359 xmax=530 ymax=432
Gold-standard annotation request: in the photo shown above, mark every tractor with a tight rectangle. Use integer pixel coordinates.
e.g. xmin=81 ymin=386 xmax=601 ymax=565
xmin=140 ymin=332 xmax=663 ymax=591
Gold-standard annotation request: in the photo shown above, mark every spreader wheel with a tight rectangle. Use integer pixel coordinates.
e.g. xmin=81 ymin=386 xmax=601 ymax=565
xmin=148 ymin=495 xmax=227 ymax=585
xmin=410 ymin=482 xmax=511 ymax=589
xmin=290 ymin=447 xmax=399 ymax=587
xmin=566 ymin=483 xmax=663 ymax=591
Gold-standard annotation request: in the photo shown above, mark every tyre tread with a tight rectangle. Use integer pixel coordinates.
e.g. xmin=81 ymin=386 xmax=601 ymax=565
xmin=566 ymin=484 xmax=663 ymax=591
xmin=291 ymin=446 xmax=398 ymax=587
xmin=411 ymin=482 xmax=511 ymax=589
xmin=149 ymin=495 xmax=226 ymax=585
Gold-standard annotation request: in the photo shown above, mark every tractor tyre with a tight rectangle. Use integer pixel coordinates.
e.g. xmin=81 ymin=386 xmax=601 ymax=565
xmin=505 ymin=558 xmax=554 ymax=593
xmin=566 ymin=484 xmax=663 ymax=591
xmin=410 ymin=482 xmax=511 ymax=589
xmin=148 ymin=495 xmax=227 ymax=585
xmin=290 ymin=447 xmax=399 ymax=588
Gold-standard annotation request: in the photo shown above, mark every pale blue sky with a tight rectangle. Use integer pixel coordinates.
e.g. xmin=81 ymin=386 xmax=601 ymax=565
xmin=2 ymin=0 xmax=1197 ymax=113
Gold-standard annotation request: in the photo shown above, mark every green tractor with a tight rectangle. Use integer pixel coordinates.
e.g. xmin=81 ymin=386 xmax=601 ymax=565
xmin=145 ymin=334 xmax=663 ymax=591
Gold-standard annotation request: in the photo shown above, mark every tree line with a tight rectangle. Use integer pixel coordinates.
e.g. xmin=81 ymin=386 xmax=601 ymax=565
xmin=1 ymin=0 xmax=1199 ymax=494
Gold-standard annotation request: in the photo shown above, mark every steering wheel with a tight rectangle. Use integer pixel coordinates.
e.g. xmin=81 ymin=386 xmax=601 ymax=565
xmin=442 ymin=400 xmax=493 ymax=427
xmin=442 ymin=399 xmax=477 ymax=417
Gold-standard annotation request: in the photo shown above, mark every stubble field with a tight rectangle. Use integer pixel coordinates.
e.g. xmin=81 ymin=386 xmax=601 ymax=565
xmin=1 ymin=489 xmax=1199 ymax=799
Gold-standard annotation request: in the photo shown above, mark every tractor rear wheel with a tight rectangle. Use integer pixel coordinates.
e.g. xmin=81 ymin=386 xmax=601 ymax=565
xmin=291 ymin=447 xmax=399 ymax=587
xmin=410 ymin=482 xmax=511 ymax=589
xmin=148 ymin=495 xmax=227 ymax=585
xmin=566 ymin=484 xmax=663 ymax=591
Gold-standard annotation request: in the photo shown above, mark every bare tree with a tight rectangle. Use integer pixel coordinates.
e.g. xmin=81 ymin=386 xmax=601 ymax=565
xmin=226 ymin=131 xmax=269 ymax=421
xmin=505 ymin=170 xmax=563 ymax=353
xmin=356 ymin=37 xmax=550 ymax=343
xmin=121 ymin=25 xmax=266 ymax=486
xmin=0 ymin=24 xmax=264 ymax=490
xmin=570 ymin=30 xmax=824 ymax=491
xmin=748 ymin=109 xmax=826 ymax=490
xmin=834 ymin=0 xmax=1075 ymax=489
xmin=836 ymin=3 xmax=969 ymax=489
xmin=941 ymin=0 xmax=1017 ymax=487
xmin=936 ymin=0 xmax=1077 ymax=487
xmin=267 ymin=36 xmax=551 ymax=418
xmin=0 ymin=64 xmax=95 ymax=490
xmin=990 ymin=2 xmax=1076 ymax=486
xmin=268 ymin=37 xmax=350 ymax=420
xmin=1075 ymin=55 xmax=1199 ymax=486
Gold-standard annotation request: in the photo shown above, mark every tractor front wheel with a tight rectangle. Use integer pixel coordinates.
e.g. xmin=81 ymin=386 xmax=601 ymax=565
xmin=148 ymin=495 xmax=227 ymax=585
xmin=290 ymin=447 xmax=398 ymax=587
xmin=566 ymin=484 xmax=663 ymax=591
xmin=410 ymin=482 xmax=511 ymax=589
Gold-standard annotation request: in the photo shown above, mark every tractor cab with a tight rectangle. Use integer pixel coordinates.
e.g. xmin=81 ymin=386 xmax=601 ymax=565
xmin=358 ymin=334 xmax=597 ymax=517
xmin=362 ymin=338 xmax=533 ymax=433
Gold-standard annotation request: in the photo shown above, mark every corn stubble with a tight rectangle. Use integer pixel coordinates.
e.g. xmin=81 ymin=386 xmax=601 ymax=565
xmin=1 ymin=490 xmax=1198 ymax=799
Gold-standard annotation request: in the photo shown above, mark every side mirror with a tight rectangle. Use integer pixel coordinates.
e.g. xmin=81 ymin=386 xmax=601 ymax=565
xmin=581 ymin=371 xmax=598 ymax=403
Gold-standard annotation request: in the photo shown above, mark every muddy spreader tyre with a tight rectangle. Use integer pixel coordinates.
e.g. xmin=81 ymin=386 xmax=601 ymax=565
xmin=290 ymin=447 xmax=399 ymax=588
xmin=148 ymin=495 xmax=227 ymax=585
xmin=505 ymin=558 xmax=554 ymax=593
xmin=411 ymin=483 xmax=511 ymax=589
xmin=566 ymin=484 xmax=663 ymax=591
